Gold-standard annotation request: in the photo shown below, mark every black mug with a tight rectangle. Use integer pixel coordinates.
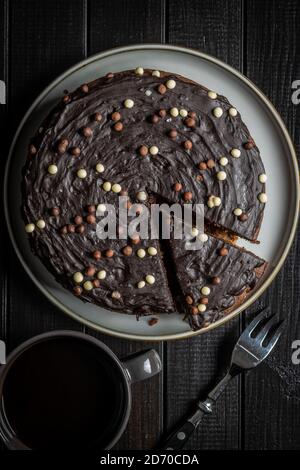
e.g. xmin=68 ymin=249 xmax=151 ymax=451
xmin=0 ymin=331 xmax=162 ymax=450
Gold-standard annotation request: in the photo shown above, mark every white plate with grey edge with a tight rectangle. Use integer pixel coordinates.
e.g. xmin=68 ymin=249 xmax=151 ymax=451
xmin=4 ymin=44 xmax=299 ymax=341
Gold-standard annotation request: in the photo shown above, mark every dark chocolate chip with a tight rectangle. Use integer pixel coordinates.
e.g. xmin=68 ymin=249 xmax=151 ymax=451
xmin=51 ymin=207 xmax=60 ymax=216
xmin=73 ymin=286 xmax=82 ymax=296
xmin=212 ymin=276 xmax=221 ymax=285
xmin=105 ymin=249 xmax=114 ymax=258
xmin=183 ymin=191 xmax=193 ymax=201
xmin=111 ymin=111 xmax=121 ymax=121
xmin=93 ymin=250 xmax=102 ymax=260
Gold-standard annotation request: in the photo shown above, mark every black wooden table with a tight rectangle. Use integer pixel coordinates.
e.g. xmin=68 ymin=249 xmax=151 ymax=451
xmin=0 ymin=0 xmax=299 ymax=451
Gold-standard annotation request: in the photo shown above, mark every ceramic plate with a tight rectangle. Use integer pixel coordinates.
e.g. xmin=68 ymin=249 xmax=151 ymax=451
xmin=4 ymin=45 xmax=299 ymax=340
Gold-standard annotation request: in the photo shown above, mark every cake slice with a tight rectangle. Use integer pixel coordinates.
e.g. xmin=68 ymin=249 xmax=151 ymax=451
xmin=169 ymin=230 xmax=267 ymax=330
xmin=69 ymin=235 xmax=175 ymax=316
xmin=30 ymin=190 xmax=175 ymax=315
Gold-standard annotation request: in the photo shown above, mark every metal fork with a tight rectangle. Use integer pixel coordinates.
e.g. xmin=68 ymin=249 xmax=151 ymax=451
xmin=160 ymin=308 xmax=284 ymax=450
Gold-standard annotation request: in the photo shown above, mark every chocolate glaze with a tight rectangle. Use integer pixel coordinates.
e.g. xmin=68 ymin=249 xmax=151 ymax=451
xmin=22 ymin=69 xmax=266 ymax=326
xmin=23 ymin=190 xmax=175 ymax=315
xmin=170 ymin=231 xmax=267 ymax=330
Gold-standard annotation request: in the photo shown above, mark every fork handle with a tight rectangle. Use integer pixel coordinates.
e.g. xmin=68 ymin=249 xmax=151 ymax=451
xmin=160 ymin=372 xmax=235 ymax=450
xmin=160 ymin=409 xmax=204 ymax=450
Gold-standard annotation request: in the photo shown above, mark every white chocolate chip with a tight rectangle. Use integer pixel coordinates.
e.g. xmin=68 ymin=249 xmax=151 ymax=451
xmin=145 ymin=274 xmax=155 ymax=285
xmin=77 ymin=168 xmax=87 ymax=179
xmin=149 ymin=145 xmax=159 ymax=155
xmin=233 ymin=207 xmax=243 ymax=216
xmin=197 ymin=303 xmax=207 ymax=313
xmin=208 ymin=195 xmax=221 ymax=208
xmin=230 ymin=148 xmax=241 ymax=158
xmin=73 ymin=272 xmax=83 ymax=283
xmin=95 ymin=163 xmax=105 ymax=173
xmin=191 ymin=227 xmax=199 ymax=237
xmin=170 ymin=107 xmax=179 ymax=117
xmin=96 ymin=203 xmax=107 ymax=213
xmin=124 ymin=98 xmax=134 ymax=109
xmin=219 ymin=157 xmax=228 ymax=166
xmin=145 ymin=89 xmax=152 ymax=96
xmin=97 ymin=270 xmax=107 ymax=280
xmin=48 ymin=164 xmax=58 ymax=175
xmin=135 ymin=66 xmax=144 ymax=75
xmin=36 ymin=219 xmax=46 ymax=229
xmin=229 ymin=107 xmax=238 ymax=117
xmin=152 ymin=70 xmax=160 ymax=77
xmin=179 ymin=109 xmax=188 ymax=117
xmin=207 ymin=196 xmax=215 ymax=209
xmin=25 ymin=223 xmax=35 ymax=233
xmin=148 ymin=246 xmax=157 ymax=256
xmin=137 ymin=248 xmax=146 ymax=258
xmin=136 ymin=191 xmax=147 ymax=201
xmin=83 ymin=281 xmax=93 ymax=291
xmin=213 ymin=107 xmax=223 ymax=118
xmin=217 ymin=171 xmax=227 ymax=181
xmin=112 ymin=290 xmax=121 ymax=299
xmin=137 ymin=280 xmax=146 ymax=289
xmin=258 ymin=192 xmax=267 ymax=203
xmin=201 ymin=286 xmax=211 ymax=296
xmin=198 ymin=233 xmax=208 ymax=243
xmin=102 ymin=181 xmax=112 ymax=192
xmin=166 ymin=79 xmax=176 ymax=89
xmin=259 ymin=173 xmax=267 ymax=183
xmin=208 ymin=90 xmax=217 ymax=99
xmin=112 ymin=183 xmax=122 ymax=193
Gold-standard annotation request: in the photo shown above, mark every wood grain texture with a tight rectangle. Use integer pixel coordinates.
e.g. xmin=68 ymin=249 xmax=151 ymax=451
xmin=9 ymin=0 xmax=87 ymax=129
xmin=87 ymin=0 xmax=166 ymax=450
xmin=89 ymin=0 xmax=165 ymax=52
xmin=0 ymin=0 xmax=8 ymax=343
xmin=167 ymin=0 xmax=242 ymax=69
xmin=7 ymin=0 xmax=88 ymax=350
xmin=244 ymin=0 xmax=300 ymax=450
xmin=165 ymin=0 xmax=243 ymax=450
xmin=0 ymin=0 xmax=8 ymax=453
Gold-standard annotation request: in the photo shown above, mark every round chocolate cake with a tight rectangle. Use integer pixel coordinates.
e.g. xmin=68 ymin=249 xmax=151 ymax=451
xmin=22 ymin=68 xmax=267 ymax=330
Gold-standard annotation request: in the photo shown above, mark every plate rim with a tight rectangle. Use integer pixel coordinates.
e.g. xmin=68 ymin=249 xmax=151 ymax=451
xmin=4 ymin=43 xmax=300 ymax=341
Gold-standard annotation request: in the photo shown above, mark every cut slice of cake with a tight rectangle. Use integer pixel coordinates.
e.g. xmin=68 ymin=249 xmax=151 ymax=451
xmin=169 ymin=230 xmax=267 ymax=330
xmin=29 ymin=190 xmax=175 ymax=316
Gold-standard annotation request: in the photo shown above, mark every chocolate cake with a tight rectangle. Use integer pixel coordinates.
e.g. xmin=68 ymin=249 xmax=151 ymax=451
xmin=22 ymin=67 xmax=268 ymax=330
xmin=169 ymin=229 xmax=266 ymax=330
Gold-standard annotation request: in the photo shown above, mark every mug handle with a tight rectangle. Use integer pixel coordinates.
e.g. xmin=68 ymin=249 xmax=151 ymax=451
xmin=122 ymin=349 xmax=162 ymax=383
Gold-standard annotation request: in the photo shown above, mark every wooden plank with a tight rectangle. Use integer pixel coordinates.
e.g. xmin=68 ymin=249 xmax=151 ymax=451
xmin=9 ymin=0 xmax=87 ymax=130
xmin=88 ymin=0 xmax=165 ymax=450
xmin=7 ymin=0 xmax=87 ymax=349
xmin=89 ymin=0 xmax=165 ymax=52
xmin=244 ymin=0 xmax=300 ymax=450
xmin=166 ymin=0 xmax=243 ymax=450
xmin=166 ymin=0 xmax=242 ymax=67
xmin=0 ymin=0 xmax=8 ymax=453
xmin=0 ymin=0 xmax=8 ymax=343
